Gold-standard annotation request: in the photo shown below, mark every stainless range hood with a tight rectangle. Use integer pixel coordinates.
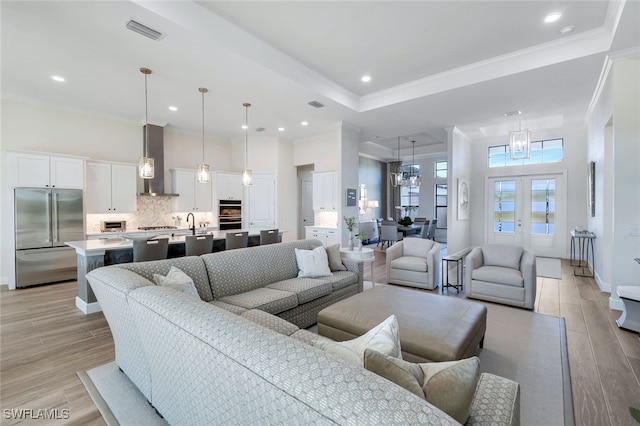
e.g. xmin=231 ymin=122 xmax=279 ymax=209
xmin=139 ymin=124 xmax=178 ymax=197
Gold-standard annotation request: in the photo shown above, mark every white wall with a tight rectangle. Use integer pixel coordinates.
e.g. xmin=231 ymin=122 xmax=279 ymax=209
xmin=340 ymin=123 xmax=362 ymax=246
xmin=467 ymin=127 xmax=588 ymax=258
xmin=293 ymin=131 xmax=339 ymax=171
xmin=447 ymin=127 xmax=473 ymax=255
xmin=587 ymin=57 xmax=640 ymax=305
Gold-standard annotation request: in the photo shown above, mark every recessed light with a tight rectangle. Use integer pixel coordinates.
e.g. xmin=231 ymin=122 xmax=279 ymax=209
xmin=168 ymin=106 xmax=178 ymax=111
xmin=504 ymin=110 xmax=522 ymax=117
xmin=51 ymin=75 xmax=65 ymax=82
xmin=241 ymin=125 xmax=248 ymax=130
xmin=560 ymin=25 xmax=574 ymax=35
xmin=278 ymin=127 xmax=285 ymax=132
xmin=301 ymin=121 xmax=309 ymax=126
xmin=544 ymin=12 xmax=561 ymax=23
xmin=361 ymin=75 xmax=371 ymax=83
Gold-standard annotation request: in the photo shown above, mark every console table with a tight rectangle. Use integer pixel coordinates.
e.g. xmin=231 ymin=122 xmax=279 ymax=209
xmin=570 ymin=230 xmax=595 ymax=277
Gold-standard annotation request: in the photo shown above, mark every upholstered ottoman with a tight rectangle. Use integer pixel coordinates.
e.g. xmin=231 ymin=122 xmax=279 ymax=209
xmin=317 ymin=286 xmax=486 ymax=363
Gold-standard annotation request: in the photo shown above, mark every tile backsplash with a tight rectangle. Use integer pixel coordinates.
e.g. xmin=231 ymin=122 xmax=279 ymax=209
xmin=86 ymin=196 xmax=214 ymax=234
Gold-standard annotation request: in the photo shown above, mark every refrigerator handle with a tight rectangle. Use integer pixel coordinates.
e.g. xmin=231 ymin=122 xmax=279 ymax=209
xmin=51 ymin=192 xmax=58 ymax=243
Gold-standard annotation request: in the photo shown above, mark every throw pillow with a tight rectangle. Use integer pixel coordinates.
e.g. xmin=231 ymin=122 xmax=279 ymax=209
xmin=312 ymin=315 xmax=401 ymax=365
xmin=295 ymin=246 xmax=332 ymax=278
xmin=363 ymin=349 xmax=480 ymax=424
xmin=152 ymin=266 xmax=201 ymax=299
xmin=325 ymin=244 xmax=347 ymax=271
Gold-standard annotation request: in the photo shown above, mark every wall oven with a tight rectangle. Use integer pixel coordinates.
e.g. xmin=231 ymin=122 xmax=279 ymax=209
xmin=219 ymin=200 xmax=242 ymax=230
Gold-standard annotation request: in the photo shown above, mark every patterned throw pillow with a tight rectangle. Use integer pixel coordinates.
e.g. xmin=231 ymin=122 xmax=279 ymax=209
xmin=152 ymin=266 xmax=201 ymax=299
xmin=312 ymin=315 xmax=401 ymax=365
xmin=295 ymin=246 xmax=333 ymax=278
xmin=363 ymin=349 xmax=480 ymax=424
xmin=325 ymin=244 xmax=347 ymax=271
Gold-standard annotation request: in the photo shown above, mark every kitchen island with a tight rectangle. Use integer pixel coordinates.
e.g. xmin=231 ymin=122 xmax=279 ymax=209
xmin=66 ymin=229 xmax=282 ymax=314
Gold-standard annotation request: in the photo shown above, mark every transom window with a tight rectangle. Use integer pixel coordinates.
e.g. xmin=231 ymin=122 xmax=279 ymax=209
xmin=489 ymin=138 xmax=563 ymax=168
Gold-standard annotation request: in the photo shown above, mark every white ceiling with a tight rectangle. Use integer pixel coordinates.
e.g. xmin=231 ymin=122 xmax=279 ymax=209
xmin=2 ymin=1 xmax=639 ymax=162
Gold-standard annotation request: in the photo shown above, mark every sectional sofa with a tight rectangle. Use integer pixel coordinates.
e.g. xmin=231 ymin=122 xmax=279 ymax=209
xmin=87 ymin=239 xmax=520 ymax=425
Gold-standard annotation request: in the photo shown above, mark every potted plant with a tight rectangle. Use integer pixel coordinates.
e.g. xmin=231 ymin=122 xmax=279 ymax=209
xmin=356 ymin=232 xmax=366 ymax=250
xmin=398 ymin=216 xmax=413 ymax=226
xmin=343 ymin=216 xmax=357 ymax=250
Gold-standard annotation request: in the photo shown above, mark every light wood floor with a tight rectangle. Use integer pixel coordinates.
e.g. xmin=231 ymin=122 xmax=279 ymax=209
xmin=1 ymin=251 xmax=639 ymax=425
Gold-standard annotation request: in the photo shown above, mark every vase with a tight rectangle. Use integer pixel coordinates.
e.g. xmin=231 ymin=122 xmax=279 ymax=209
xmin=356 ymin=239 xmax=362 ymax=251
xmin=348 ymin=232 xmax=354 ymax=250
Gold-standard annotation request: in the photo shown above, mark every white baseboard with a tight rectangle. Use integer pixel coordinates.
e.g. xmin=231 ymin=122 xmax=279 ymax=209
xmin=594 ymin=269 xmax=611 ymax=293
xmin=76 ymin=297 xmax=102 ymax=315
xmin=609 ymin=297 xmax=624 ymax=311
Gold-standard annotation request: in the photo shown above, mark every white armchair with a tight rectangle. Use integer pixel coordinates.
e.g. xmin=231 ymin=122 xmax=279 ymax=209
xmin=464 ymin=244 xmax=537 ymax=309
xmin=386 ymin=238 xmax=441 ymax=290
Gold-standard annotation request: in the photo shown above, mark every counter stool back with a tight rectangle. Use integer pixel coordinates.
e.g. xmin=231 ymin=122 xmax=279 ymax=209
xmin=260 ymin=229 xmax=279 ymax=245
xmin=225 ymin=231 xmax=248 ymax=250
xmin=133 ymin=238 xmax=169 ymax=262
xmin=185 ymin=234 xmax=214 ymax=256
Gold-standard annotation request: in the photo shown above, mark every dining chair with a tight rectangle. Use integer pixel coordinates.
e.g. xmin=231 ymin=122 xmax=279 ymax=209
xmin=185 ymin=234 xmax=214 ymax=256
xmin=426 ymin=220 xmax=437 ymax=240
xmin=419 ymin=220 xmax=431 ymax=239
xmin=225 ymin=231 xmax=249 ymax=250
xmin=132 ymin=238 xmax=169 ymax=262
xmin=379 ymin=224 xmax=403 ymax=248
xmin=260 ymin=229 xmax=279 ymax=245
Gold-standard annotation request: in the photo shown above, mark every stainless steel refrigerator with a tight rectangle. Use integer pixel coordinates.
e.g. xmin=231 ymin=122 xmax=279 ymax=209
xmin=14 ymin=188 xmax=84 ymax=288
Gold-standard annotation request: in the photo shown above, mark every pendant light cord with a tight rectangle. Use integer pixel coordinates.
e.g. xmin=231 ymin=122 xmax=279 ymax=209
xmin=202 ymin=90 xmax=205 ymax=161
xmin=144 ymin=72 xmax=148 ymax=157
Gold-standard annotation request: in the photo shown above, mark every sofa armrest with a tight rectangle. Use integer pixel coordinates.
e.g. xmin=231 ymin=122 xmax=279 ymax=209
xmin=385 ymin=241 xmax=403 ymax=283
xmin=342 ymin=259 xmax=365 ymax=292
xmin=464 ymin=247 xmax=483 ymax=292
xmin=427 ymin=242 xmax=442 ymax=289
xmin=520 ymin=249 xmax=537 ymax=309
xmin=467 ymin=373 xmax=520 ymax=426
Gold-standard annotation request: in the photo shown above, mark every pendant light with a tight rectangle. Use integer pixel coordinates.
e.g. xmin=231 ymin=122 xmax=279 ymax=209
xmin=509 ymin=119 xmax=531 ymax=160
xmin=408 ymin=140 xmax=421 ymax=187
xmin=197 ymin=87 xmax=210 ymax=184
xmin=242 ymin=102 xmax=252 ymax=186
xmin=138 ymin=67 xmax=154 ymax=179
xmin=389 ymin=136 xmax=403 ymax=187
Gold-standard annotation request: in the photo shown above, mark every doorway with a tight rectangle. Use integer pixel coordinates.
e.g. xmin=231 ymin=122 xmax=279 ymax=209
xmin=298 ymin=165 xmax=315 ymax=239
xmin=486 ymin=173 xmax=567 ymax=258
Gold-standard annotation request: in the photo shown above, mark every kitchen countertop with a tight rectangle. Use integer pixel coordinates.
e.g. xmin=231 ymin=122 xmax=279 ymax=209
xmin=66 ymin=229 xmax=277 ymax=256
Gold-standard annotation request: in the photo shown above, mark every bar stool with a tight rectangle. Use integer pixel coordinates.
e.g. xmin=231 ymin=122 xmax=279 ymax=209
xmin=132 ymin=238 xmax=168 ymax=262
xmin=260 ymin=229 xmax=279 ymax=245
xmin=225 ymin=231 xmax=248 ymax=250
xmin=185 ymin=234 xmax=214 ymax=256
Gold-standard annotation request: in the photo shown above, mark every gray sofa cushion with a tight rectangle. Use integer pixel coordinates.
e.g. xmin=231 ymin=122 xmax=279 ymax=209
xmin=208 ymin=300 xmax=248 ymax=315
xmin=266 ymin=278 xmax=333 ymax=304
xmin=390 ymin=256 xmax=428 ymax=273
xmin=241 ymin=309 xmax=300 ymax=336
xmin=472 ymin=266 xmax=524 ymax=287
xmin=219 ymin=287 xmax=298 ymax=314
xmin=117 ymin=256 xmax=213 ymax=301
xmin=481 ymin=245 xmax=523 ymax=270
xmin=324 ymin=270 xmax=359 ymax=291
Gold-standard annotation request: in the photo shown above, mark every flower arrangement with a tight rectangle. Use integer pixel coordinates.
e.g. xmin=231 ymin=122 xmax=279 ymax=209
xmin=343 ymin=216 xmax=357 ymax=232
xmin=356 ymin=232 xmax=366 ymax=241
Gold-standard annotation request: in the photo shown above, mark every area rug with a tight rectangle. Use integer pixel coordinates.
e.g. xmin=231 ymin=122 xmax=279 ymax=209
xmin=80 ymin=300 xmax=572 ymax=426
xmin=478 ymin=301 xmax=573 ymax=426
xmin=537 ymin=256 xmax=562 ymax=279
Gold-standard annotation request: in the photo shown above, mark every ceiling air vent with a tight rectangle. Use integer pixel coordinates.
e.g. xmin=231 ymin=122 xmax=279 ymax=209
xmin=125 ymin=19 xmax=165 ymax=41
xmin=255 ymin=127 xmax=266 ymax=132
xmin=308 ymin=100 xmax=324 ymax=108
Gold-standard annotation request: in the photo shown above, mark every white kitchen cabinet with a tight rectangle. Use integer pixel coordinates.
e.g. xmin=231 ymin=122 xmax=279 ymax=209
xmin=248 ymin=173 xmax=275 ymax=229
xmin=8 ymin=151 xmax=84 ymax=189
xmin=312 ymin=171 xmax=338 ymax=211
xmin=171 ymin=169 xmax=212 ymax=212
xmin=85 ymin=161 xmax=137 ymax=213
xmin=216 ymin=172 xmax=243 ymax=201
xmin=305 ymin=226 xmax=340 ymax=247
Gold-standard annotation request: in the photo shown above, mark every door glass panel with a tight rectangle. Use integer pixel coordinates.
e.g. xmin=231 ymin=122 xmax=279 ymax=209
xmin=530 ymin=179 xmax=555 ymax=235
xmin=493 ymin=180 xmax=516 ymax=232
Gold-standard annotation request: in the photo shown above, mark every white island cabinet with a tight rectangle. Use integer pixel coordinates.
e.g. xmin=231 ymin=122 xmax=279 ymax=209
xmin=85 ymin=161 xmax=137 ymax=213
xmin=171 ymin=169 xmax=212 ymax=212
xmin=7 ymin=151 xmax=84 ymax=189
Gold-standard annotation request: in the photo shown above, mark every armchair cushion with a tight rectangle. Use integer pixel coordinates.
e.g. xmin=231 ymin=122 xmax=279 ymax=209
xmin=390 ymin=256 xmax=428 ymax=273
xmin=472 ymin=266 xmax=524 ymax=287
xmin=481 ymin=244 xmax=523 ymax=270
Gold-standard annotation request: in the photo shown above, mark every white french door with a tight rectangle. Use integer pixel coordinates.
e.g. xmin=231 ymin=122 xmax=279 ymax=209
xmin=486 ymin=173 xmax=566 ymax=258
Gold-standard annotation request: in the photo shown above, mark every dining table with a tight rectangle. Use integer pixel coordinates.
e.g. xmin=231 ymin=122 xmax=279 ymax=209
xmin=397 ymin=223 xmax=423 ymax=236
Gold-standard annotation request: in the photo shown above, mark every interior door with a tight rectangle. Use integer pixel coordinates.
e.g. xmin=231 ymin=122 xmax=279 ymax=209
xmin=248 ymin=173 xmax=275 ymax=229
xmin=487 ymin=173 xmax=566 ymax=257
xmin=301 ymin=179 xmax=314 ymax=238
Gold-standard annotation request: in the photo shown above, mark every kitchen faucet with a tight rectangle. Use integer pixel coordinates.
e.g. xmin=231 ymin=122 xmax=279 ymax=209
xmin=186 ymin=212 xmax=195 ymax=235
